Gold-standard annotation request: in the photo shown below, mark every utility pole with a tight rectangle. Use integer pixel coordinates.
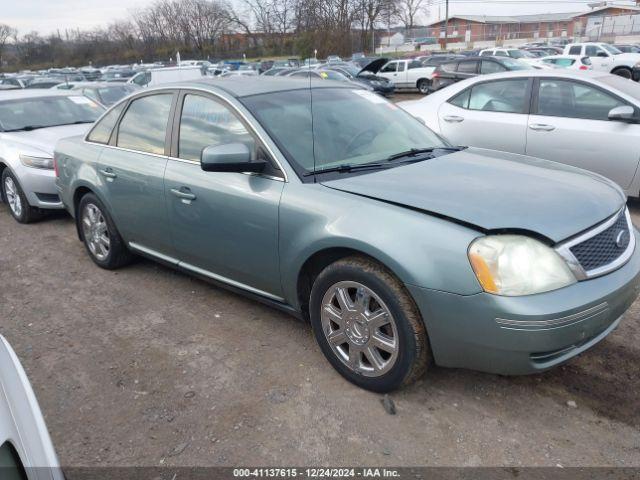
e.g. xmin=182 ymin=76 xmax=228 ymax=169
xmin=444 ymin=0 xmax=449 ymax=50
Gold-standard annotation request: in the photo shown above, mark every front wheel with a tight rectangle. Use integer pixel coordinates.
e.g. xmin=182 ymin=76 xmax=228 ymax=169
xmin=612 ymin=67 xmax=632 ymax=79
xmin=1 ymin=169 xmax=41 ymax=224
xmin=78 ymin=193 xmax=133 ymax=269
xmin=309 ymin=256 xmax=430 ymax=392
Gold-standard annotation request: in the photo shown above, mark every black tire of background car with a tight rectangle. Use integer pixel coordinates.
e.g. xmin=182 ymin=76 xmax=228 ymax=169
xmin=1 ymin=168 xmax=42 ymax=224
xmin=309 ymin=255 xmax=431 ymax=392
xmin=78 ymin=193 xmax=134 ymax=270
xmin=612 ymin=67 xmax=632 ymax=79
xmin=418 ymin=79 xmax=430 ymax=94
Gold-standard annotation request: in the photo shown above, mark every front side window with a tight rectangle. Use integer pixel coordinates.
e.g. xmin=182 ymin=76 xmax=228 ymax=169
xmin=537 ymin=79 xmax=626 ymax=120
xmin=468 ymin=79 xmax=529 ymax=113
xmin=381 ymin=62 xmax=397 ymax=73
xmin=585 ymin=45 xmax=606 ymax=57
xmin=242 ymin=88 xmax=445 ymax=175
xmin=481 ymin=60 xmax=506 ymax=74
xmin=116 ymin=93 xmax=173 ymax=154
xmin=87 ymin=102 xmax=125 ymax=144
xmin=0 ymin=95 xmax=103 ymax=132
xmin=178 ymin=94 xmax=255 ymax=162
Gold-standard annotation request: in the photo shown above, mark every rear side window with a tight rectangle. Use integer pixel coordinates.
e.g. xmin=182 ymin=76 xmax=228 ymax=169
xmin=440 ymin=62 xmax=457 ymax=73
xmin=568 ymin=45 xmax=582 ymax=55
xmin=178 ymin=94 xmax=255 ymax=162
xmin=468 ymin=79 xmax=529 ymax=113
xmin=449 ymin=89 xmax=471 ymax=109
xmin=480 ymin=51 xmax=493 ymax=56
xmin=397 ymin=62 xmax=406 ymax=72
xmin=457 ymin=61 xmax=478 ymax=73
xmin=494 ymin=50 xmax=508 ymax=57
xmin=116 ymin=93 xmax=173 ymax=155
xmin=87 ymin=102 xmax=125 ymax=144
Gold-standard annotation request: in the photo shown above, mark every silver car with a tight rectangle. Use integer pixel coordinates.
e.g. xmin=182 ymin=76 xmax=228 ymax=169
xmin=0 ymin=90 xmax=104 ymax=223
xmin=399 ymin=70 xmax=640 ymax=197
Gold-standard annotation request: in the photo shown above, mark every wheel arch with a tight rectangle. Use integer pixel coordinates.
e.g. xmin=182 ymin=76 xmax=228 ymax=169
xmin=295 ymin=246 xmax=408 ymax=322
xmin=611 ymin=65 xmax=632 ymax=77
xmin=71 ymin=184 xmax=109 ymax=240
xmin=0 ymin=160 xmax=7 ymax=202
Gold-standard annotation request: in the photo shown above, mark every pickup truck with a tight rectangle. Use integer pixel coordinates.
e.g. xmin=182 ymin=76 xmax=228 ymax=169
xmin=563 ymin=42 xmax=640 ymax=80
xmin=375 ymin=59 xmax=439 ymax=94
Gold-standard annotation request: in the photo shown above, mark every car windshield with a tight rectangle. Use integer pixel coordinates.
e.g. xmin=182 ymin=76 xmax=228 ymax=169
xmin=97 ymin=86 xmax=136 ymax=106
xmin=509 ymin=50 xmax=533 ymax=58
xmin=0 ymin=95 xmax=103 ymax=131
xmin=241 ymin=88 xmax=446 ymax=175
xmin=500 ymin=58 xmax=534 ymax=70
xmin=603 ymin=44 xmax=623 ymax=55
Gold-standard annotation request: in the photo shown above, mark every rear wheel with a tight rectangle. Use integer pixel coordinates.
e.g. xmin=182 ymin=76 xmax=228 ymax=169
xmin=1 ymin=169 xmax=41 ymax=224
xmin=309 ymin=256 xmax=430 ymax=392
xmin=78 ymin=193 xmax=133 ymax=269
xmin=417 ymin=79 xmax=430 ymax=94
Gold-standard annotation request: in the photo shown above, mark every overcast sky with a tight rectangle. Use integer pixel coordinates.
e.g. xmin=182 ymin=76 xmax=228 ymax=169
xmin=3 ymin=0 xmax=638 ymax=34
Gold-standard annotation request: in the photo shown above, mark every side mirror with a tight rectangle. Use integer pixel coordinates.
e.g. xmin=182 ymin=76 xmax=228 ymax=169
xmin=608 ymin=105 xmax=637 ymax=123
xmin=201 ymin=143 xmax=265 ymax=173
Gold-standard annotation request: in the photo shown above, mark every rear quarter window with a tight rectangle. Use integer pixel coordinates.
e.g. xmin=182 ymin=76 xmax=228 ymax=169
xmin=87 ymin=102 xmax=125 ymax=144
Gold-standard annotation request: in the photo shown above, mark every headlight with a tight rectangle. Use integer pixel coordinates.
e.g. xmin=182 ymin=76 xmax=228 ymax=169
xmin=19 ymin=154 xmax=54 ymax=170
xmin=468 ymin=235 xmax=576 ymax=296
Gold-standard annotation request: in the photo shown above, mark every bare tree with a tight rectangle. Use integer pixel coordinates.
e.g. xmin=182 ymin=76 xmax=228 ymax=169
xmin=395 ymin=0 xmax=428 ymax=31
xmin=0 ymin=24 xmax=18 ymax=67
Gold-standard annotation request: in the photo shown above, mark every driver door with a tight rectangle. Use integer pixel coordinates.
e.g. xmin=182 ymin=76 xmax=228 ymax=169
xmin=163 ymin=91 xmax=285 ymax=299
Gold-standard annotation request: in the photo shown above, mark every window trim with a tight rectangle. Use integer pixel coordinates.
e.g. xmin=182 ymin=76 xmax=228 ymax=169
xmin=112 ymin=90 xmax=178 ymax=156
xmin=169 ymin=89 xmax=285 ymax=181
xmin=446 ymin=77 xmax=533 ymax=114
xmin=85 ymin=101 xmax=126 ymax=145
xmin=531 ymin=76 xmax=636 ymax=120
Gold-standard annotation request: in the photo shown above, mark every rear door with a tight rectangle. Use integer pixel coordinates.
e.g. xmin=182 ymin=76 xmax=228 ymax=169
xmin=98 ymin=91 xmax=176 ymax=256
xmin=526 ymin=77 xmax=640 ymax=190
xmin=163 ymin=90 xmax=285 ymax=299
xmin=438 ymin=77 xmax=531 ymax=153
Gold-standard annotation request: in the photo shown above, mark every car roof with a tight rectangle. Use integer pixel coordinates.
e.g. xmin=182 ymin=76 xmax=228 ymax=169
xmin=0 ymin=89 xmax=80 ymax=101
xmin=161 ymin=77 xmax=354 ymax=98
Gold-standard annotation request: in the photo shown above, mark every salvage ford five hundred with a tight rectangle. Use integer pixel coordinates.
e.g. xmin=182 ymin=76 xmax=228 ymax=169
xmin=53 ymin=78 xmax=640 ymax=392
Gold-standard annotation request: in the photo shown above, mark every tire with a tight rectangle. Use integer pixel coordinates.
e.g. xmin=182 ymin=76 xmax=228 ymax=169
xmin=612 ymin=67 xmax=632 ymax=79
xmin=1 ymin=169 xmax=42 ymax=224
xmin=417 ymin=79 xmax=430 ymax=94
xmin=78 ymin=193 xmax=133 ymax=269
xmin=309 ymin=256 xmax=430 ymax=392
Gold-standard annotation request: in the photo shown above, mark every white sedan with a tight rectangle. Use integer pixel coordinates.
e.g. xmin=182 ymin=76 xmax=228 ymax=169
xmin=0 ymin=335 xmax=64 ymax=479
xmin=399 ymin=70 xmax=640 ymax=196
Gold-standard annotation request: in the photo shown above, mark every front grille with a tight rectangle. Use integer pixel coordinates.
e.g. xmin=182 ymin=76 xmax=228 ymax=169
xmin=570 ymin=211 xmax=631 ymax=272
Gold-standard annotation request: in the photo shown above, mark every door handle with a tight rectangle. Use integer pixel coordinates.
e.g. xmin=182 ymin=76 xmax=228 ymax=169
xmin=443 ymin=115 xmax=464 ymax=123
xmin=171 ymin=187 xmax=197 ymax=204
xmin=528 ymin=123 xmax=555 ymax=131
xmin=99 ymin=168 xmax=117 ymax=180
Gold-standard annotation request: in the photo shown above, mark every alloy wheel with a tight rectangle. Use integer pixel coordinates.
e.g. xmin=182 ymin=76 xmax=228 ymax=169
xmin=4 ymin=176 xmax=22 ymax=218
xmin=320 ymin=281 xmax=399 ymax=377
xmin=82 ymin=203 xmax=110 ymax=261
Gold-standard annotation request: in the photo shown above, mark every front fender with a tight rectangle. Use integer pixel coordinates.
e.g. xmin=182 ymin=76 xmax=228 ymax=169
xmin=278 ymin=183 xmax=483 ymax=309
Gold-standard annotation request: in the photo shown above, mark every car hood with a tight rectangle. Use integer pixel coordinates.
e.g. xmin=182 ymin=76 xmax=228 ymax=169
xmin=1 ymin=123 xmax=91 ymax=156
xmin=358 ymin=58 xmax=389 ymax=75
xmin=321 ymin=148 xmax=625 ymax=243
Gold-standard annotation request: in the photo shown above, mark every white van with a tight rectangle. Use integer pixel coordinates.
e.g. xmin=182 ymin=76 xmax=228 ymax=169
xmin=128 ymin=66 xmax=205 ymax=87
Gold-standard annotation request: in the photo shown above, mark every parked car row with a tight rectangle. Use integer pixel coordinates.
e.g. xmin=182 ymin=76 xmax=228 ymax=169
xmin=1 ymin=72 xmax=639 ymax=393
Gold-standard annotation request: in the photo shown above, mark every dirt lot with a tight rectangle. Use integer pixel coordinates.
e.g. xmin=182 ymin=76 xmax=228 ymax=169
xmin=1 ymin=101 xmax=639 ymax=467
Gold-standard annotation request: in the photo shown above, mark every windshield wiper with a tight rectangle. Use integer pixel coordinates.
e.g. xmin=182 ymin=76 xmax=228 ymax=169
xmin=386 ymin=146 xmax=464 ymax=162
xmin=303 ymin=162 xmax=390 ymax=176
xmin=4 ymin=125 xmax=47 ymax=132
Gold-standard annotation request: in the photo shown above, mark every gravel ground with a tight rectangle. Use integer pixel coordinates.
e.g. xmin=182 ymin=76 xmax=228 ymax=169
xmin=0 ymin=108 xmax=639 ymax=467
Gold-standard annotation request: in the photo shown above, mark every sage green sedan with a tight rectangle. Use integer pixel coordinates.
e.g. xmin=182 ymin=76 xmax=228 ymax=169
xmin=54 ymin=78 xmax=640 ymax=391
